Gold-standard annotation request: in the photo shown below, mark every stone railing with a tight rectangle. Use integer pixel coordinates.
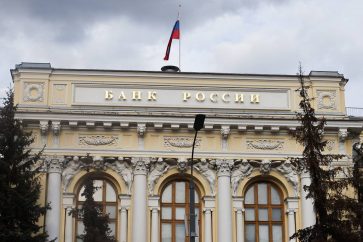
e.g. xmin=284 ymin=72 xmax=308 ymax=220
xmin=346 ymin=107 xmax=363 ymax=117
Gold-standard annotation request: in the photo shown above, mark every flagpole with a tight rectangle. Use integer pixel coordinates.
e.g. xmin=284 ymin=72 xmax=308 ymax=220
xmin=178 ymin=4 xmax=181 ymax=72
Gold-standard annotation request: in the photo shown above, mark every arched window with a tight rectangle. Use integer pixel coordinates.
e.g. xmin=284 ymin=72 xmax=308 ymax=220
xmin=244 ymin=182 xmax=285 ymax=242
xmin=76 ymin=179 xmax=118 ymax=242
xmin=160 ymin=180 xmax=201 ymax=242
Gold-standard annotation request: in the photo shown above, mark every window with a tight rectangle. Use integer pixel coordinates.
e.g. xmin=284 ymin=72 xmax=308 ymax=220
xmin=161 ymin=180 xmax=201 ymax=242
xmin=76 ymin=179 xmax=118 ymax=242
xmin=244 ymin=182 xmax=284 ymax=242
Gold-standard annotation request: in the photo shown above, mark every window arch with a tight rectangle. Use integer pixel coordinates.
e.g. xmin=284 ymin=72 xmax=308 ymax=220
xmin=244 ymin=182 xmax=285 ymax=242
xmin=75 ymin=178 xmax=118 ymax=242
xmin=160 ymin=179 xmax=202 ymax=242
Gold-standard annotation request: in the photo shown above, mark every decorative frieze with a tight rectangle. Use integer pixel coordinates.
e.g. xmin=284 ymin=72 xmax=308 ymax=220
xmin=317 ymin=90 xmax=337 ymax=110
xmin=132 ymin=157 xmax=150 ymax=175
xmin=195 ymin=159 xmax=216 ymax=195
xmin=221 ymin=126 xmax=230 ymax=139
xmin=46 ymin=156 xmax=63 ymax=173
xmin=148 ymin=158 xmax=169 ymax=195
xmin=249 ymin=159 xmax=282 ymax=175
xmin=164 ymin=136 xmax=201 ymax=148
xmin=338 ymin=129 xmax=348 ymax=142
xmin=276 ymin=160 xmax=298 ymax=196
xmin=62 ymin=157 xmax=81 ymax=192
xmin=52 ymin=84 xmax=67 ymax=104
xmin=137 ymin=124 xmax=146 ymax=137
xmin=246 ymin=139 xmax=284 ymax=150
xmin=216 ymin=159 xmax=234 ymax=177
xmin=23 ymin=82 xmax=44 ymax=102
xmin=231 ymin=159 xmax=253 ymax=195
xmin=177 ymin=157 xmax=188 ymax=172
xmin=106 ymin=159 xmax=133 ymax=194
xmin=79 ymin=135 xmax=118 ymax=146
xmin=40 ymin=121 xmax=49 ymax=135
xmin=326 ymin=140 xmax=336 ymax=151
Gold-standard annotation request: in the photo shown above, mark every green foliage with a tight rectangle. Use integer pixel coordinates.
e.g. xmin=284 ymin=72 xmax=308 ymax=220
xmin=72 ymin=178 xmax=116 ymax=242
xmin=291 ymin=66 xmax=363 ymax=242
xmin=0 ymin=89 xmax=51 ymax=242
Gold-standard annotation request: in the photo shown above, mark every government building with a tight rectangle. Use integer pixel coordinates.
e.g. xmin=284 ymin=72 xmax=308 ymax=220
xmin=11 ymin=62 xmax=363 ymax=242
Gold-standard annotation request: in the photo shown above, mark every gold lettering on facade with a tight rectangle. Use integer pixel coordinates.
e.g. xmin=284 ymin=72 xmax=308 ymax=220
xmin=222 ymin=93 xmax=230 ymax=103
xmin=235 ymin=94 xmax=244 ymax=103
xmin=132 ymin=91 xmax=142 ymax=100
xmin=196 ymin=92 xmax=205 ymax=102
xmin=105 ymin=90 xmax=113 ymax=100
xmin=118 ymin=91 xmax=126 ymax=100
xmin=250 ymin=94 xmax=260 ymax=103
xmin=148 ymin=91 xmax=157 ymax=101
xmin=183 ymin=92 xmax=191 ymax=102
xmin=210 ymin=93 xmax=218 ymax=103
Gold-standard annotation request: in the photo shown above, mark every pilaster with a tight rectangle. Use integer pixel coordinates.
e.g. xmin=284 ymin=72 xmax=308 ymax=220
xmin=149 ymin=196 xmax=160 ymax=242
xmin=119 ymin=194 xmax=131 ymax=242
xmin=233 ymin=197 xmax=244 ymax=242
xmin=63 ymin=193 xmax=75 ymax=242
xmin=285 ymin=198 xmax=299 ymax=242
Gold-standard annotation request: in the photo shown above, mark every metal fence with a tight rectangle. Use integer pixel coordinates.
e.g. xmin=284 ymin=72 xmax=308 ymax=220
xmin=346 ymin=107 xmax=363 ymax=117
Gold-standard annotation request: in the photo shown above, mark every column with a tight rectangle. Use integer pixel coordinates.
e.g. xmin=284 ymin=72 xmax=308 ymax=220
xmin=120 ymin=207 xmax=128 ymax=242
xmin=151 ymin=208 xmax=159 ymax=242
xmin=216 ymin=159 xmax=234 ymax=242
xmin=204 ymin=209 xmax=212 ymax=242
xmin=63 ymin=193 xmax=75 ymax=242
xmin=119 ymin=195 xmax=131 ymax=242
xmin=131 ymin=158 xmax=148 ymax=242
xmin=286 ymin=198 xmax=298 ymax=242
xmin=46 ymin=158 xmax=62 ymax=242
xmin=300 ymin=172 xmax=316 ymax=228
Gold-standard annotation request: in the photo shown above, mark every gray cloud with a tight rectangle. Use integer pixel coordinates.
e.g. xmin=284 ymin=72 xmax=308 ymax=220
xmin=0 ymin=0 xmax=362 ymax=107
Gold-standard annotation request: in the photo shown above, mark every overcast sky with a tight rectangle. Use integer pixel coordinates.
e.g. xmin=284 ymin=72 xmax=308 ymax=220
xmin=0 ymin=0 xmax=362 ymax=107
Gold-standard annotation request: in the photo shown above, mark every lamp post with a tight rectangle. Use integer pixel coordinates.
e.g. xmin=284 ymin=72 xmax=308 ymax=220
xmin=189 ymin=114 xmax=205 ymax=242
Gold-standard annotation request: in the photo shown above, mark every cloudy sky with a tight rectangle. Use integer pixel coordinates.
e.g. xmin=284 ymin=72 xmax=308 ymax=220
xmin=0 ymin=0 xmax=362 ymax=107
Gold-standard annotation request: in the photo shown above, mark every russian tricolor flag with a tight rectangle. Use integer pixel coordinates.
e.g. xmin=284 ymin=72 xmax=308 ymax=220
xmin=164 ymin=20 xmax=180 ymax=61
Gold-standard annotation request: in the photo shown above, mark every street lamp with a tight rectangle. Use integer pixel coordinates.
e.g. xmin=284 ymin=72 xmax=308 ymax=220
xmin=189 ymin=114 xmax=205 ymax=242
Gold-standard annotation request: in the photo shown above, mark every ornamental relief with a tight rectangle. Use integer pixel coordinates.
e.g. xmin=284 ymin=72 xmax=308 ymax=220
xmin=246 ymin=139 xmax=284 ymax=150
xmin=317 ymin=90 xmax=337 ymax=110
xmin=326 ymin=140 xmax=336 ymax=151
xmin=79 ymin=135 xmax=118 ymax=146
xmin=52 ymin=84 xmax=67 ymax=104
xmin=164 ymin=136 xmax=201 ymax=148
xmin=23 ymin=82 xmax=44 ymax=102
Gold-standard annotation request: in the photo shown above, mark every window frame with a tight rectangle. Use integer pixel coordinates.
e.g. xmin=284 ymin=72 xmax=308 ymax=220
xmin=244 ymin=182 xmax=285 ymax=242
xmin=160 ymin=179 xmax=202 ymax=242
xmin=75 ymin=178 xmax=118 ymax=241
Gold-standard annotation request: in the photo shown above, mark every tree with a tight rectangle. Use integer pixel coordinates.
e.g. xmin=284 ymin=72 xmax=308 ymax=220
xmin=0 ymin=89 xmax=51 ymax=242
xmin=74 ymin=177 xmax=116 ymax=242
xmin=291 ymin=66 xmax=363 ymax=241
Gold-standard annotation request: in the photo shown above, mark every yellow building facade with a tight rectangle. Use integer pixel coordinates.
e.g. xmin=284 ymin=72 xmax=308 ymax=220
xmin=11 ymin=63 xmax=363 ymax=242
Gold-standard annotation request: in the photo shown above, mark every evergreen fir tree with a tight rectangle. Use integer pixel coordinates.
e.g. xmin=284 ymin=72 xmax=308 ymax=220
xmin=291 ymin=66 xmax=363 ymax=242
xmin=75 ymin=177 xmax=116 ymax=242
xmin=0 ymin=89 xmax=51 ymax=242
